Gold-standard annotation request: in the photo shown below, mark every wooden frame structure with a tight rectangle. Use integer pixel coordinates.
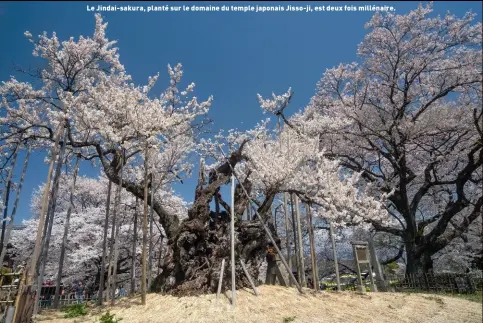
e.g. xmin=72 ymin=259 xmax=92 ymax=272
xmin=351 ymin=241 xmax=376 ymax=293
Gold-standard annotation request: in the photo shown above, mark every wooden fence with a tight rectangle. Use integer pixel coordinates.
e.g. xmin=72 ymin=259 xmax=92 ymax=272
xmin=335 ymin=272 xmax=483 ymax=295
xmin=0 ymin=273 xmax=22 ymax=312
xmin=38 ymin=295 xmax=96 ymax=309
xmin=386 ymin=272 xmax=482 ymax=294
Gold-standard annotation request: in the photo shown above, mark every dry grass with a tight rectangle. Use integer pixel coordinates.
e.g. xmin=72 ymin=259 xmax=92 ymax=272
xmin=35 ymin=285 xmax=482 ymax=323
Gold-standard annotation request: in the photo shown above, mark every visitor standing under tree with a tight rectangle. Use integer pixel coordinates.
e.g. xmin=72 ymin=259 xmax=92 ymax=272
xmin=76 ymin=281 xmax=84 ymax=304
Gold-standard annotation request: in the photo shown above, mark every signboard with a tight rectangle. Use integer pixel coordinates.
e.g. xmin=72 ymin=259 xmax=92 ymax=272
xmin=356 ymin=247 xmax=369 ymax=263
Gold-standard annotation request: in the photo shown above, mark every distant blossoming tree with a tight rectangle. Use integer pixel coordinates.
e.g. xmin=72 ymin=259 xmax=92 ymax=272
xmin=275 ymin=4 xmax=482 ymax=274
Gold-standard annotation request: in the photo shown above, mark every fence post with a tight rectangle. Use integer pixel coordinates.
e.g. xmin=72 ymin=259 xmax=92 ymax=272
xmin=423 ymin=273 xmax=430 ymax=292
xmin=449 ymin=274 xmax=455 ymax=294
xmin=466 ymin=273 xmax=476 ymax=294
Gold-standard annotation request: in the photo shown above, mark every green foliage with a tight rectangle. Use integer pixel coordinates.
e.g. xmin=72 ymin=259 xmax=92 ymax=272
xmin=99 ymin=311 xmax=122 ymax=323
xmin=60 ymin=303 xmax=88 ymax=318
xmin=0 ymin=267 xmax=13 ymax=285
xmin=450 ymin=291 xmax=483 ymax=303
xmin=399 ymin=290 xmax=482 ymax=303
xmin=283 ymin=316 xmax=296 ymax=322
xmin=384 ymin=262 xmax=399 ymax=275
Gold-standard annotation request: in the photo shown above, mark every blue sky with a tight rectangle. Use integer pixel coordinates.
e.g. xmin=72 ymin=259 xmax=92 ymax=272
xmin=0 ymin=1 xmax=480 ymax=223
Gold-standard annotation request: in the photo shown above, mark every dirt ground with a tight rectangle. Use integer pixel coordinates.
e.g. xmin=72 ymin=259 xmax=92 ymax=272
xmin=35 ymin=285 xmax=482 ymax=323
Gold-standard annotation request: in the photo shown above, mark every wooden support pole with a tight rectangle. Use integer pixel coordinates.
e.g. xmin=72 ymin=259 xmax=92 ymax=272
xmin=0 ymin=142 xmax=20 ymax=258
xmin=352 ymin=243 xmax=365 ymax=293
xmin=369 ymin=235 xmax=386 ymax=292
xmin=110 ymin=150 xmax=124 ymax=305
xmin=305 ymin=204 xmax=319 ymax=291
xmin=148 ymin=164 xmax=155 ymax=291
xmin=130 ymin=198 xmax=139 ymax=296
xmin=34 ymin=128 xmax=68 ymax=315
xmin=283 ymin=193 xmax=292 ymax=287
xmin=329 ymin=222 xmax=341 ymax=291
xmin=216 ymin=259 xmax=225 ymax=301
xmin=252 ymin=198 xmax=303 ymax=293
xmin=12 ymin=266 xmax=28 ymax=323
xmin=141 ymin=144 xmax=149 ymax=305
xmin=54 ymin=156 xmax=80 ymax=308
xmin=98 ymin=179 xmax=112 ymax=305
xmin=28 ymin=125 xmax=64 ymax=285
xmin=230 ymin=175 xmax=236 ymax=309
xmin=289 ymin=194 xmax=300 ymax=284
xmin=0 ymin=181 xmax=12 ymax=258
xmin=0 ymin=147 xmax=31 ymax=268
xmin=294 ymin=196 xmax=306 ymax=287
xmin=273 ymin=260 xmax=287 ymax=287
xmin=240 ymin=259 xmax=259 ymax=296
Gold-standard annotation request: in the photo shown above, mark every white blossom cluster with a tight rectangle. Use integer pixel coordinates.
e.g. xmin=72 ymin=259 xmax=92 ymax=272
xmin=13 ymin=174 xmax=185 ymax=284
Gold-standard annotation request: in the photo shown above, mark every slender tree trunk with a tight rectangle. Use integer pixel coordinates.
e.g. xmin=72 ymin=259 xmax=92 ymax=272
xmin=305 ymin=203 xmax=318 ymax=291
xmin=283 ymin=193 xmax=292 ymax=286
xmin=34 ymin=129 xmax=68 ymax=314
xmin=110 ymin=153 xmax=124 ymax=306
xmin=97 ymin=179 xmax=112 ymax=306
xmin=54 ymin=156 xmax=80 ymax=308
xmin=0 ymin=147 xmax=30 ymax=267
xmin=131 ymin=198 xmax=138 ymax=295
xmin=0 ymin=181 xmax=12 ymax=261
xmin=29 ymin=125 xmax=64 ymax=285
xmin=289 ymin=194 xmax=299 ymax=283
xmin=157 ymin=235 xmax=164 ymax=276
xmin=106 ymin=193 xmax=116 ymax=302
xmin=141 ymin=143 xmax=149 ymax=305
xmin=294 ymin=196 xmax=306 ymax=287
xmin=0 ymin=144 xmax=20 ymax=258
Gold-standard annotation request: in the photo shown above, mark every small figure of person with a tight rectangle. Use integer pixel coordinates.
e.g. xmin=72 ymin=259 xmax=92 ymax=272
xmin=76 ymin=281 xmax=84 ymax=304
xmin=119 ymin=284 xmax=126 ymax=297
xmin=46 ymin=294 xmax=53 ymax=307
xmin=307 ymin=278 xmax=313 ymax=289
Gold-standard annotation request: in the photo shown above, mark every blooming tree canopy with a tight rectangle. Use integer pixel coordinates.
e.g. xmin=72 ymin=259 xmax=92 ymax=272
xmin=273 ymin=4 xmax=482 ymax=274
xmin=0 ymin=14 xmax=211 ymax=243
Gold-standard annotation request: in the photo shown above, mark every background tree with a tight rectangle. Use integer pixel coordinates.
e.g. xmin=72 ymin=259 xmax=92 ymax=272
xmin=283 ymin=4 xmax=482 ymax=275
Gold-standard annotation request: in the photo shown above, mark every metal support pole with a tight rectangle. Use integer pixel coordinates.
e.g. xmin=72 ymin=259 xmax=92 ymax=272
xmin=230 ymin=175 xmax=236 ymax=309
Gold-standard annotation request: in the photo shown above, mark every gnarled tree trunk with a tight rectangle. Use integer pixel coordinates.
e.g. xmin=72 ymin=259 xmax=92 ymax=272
xmin=102 ymin=145 xmax=279 ymax=296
